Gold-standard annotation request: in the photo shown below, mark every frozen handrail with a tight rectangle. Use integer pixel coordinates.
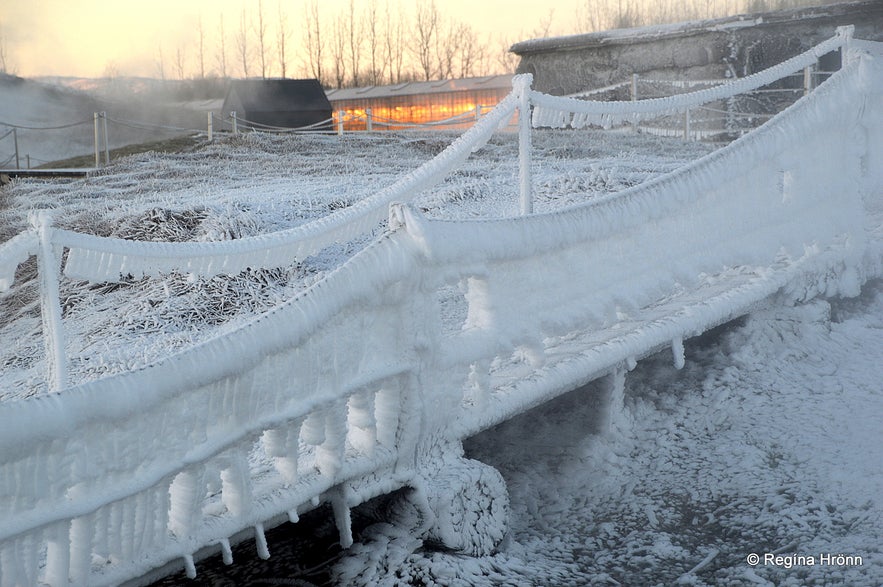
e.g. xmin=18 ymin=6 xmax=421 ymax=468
xmin=0 ymin=230 xmax=38 ymax=291
xmin=52 ymin=89 xmax=518 ymax=284
xmin=530 ymin=27 xmax=853 ymax=128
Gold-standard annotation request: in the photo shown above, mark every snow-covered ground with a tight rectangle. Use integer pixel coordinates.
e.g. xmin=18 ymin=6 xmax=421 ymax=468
xmin=467 ymin=285 xmax=882 ymax=587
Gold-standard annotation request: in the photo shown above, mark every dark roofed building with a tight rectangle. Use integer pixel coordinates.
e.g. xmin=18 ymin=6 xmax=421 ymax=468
xmin=221 ymin=79 xmax=333 ymax=130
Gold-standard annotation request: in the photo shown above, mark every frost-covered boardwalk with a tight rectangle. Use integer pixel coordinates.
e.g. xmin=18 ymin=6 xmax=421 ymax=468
xmin=0 ymin=30 xmax=881 ymax=587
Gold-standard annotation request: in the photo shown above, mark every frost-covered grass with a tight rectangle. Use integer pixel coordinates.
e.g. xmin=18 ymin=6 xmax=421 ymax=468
xmin=0 ymin=129 xmax=713 ymax=400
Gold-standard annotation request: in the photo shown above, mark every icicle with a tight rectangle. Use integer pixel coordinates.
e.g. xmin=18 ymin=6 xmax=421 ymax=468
xmin=626 ymin=356 xmax=637 ymax=371
xmin=288 ymin=509 xmax=300 ymax=523
xmin=347 ymin=391 xmax=377 ymax=456
xmin=317 ymin=401 xmax=347 ymax=477
xmin=69 ymin=515 xmax=94 ymax=585
xmin=219 ymin=538 xmax=233 ymax=565
xmin=169 ymin=466 xmax=205 ymax=538
xmin=300 ymin=411 xmax=326 ymax=446
xmin=254 ymin=524 xmax=270 ymax=560
xmin=220 ymin=451 xmax=252 ymax=518
xmin=606 ymin=367 xmax=628 ymax=435
xmin=331 ymin=489 xmax=354 ymax=549
xmin=672 ymin=337 xmax=685 ymax=370
xmin=42 ymin=524 xmax=70 ymax=587
xmin=183 ymin=554 xmax=197 ymax=579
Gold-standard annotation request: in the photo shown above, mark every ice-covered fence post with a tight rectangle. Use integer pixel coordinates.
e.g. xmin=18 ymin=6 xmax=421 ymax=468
xmin=515 ymin=73 xmax=533 ymax=215
xmin=475 ymin=105 xmax=482 ymax=121
xmin=366 ymin=108 xmax=373 ymax=132
xmin=29 ymin=211 xmax=68 ymax=391
xmin=837 ymin=25 xmax=855 ymax=65
xmin=93 ymin=112 xmax=100 ymax=167
xmin=231 ymin=111 xmax=238 ymax=134
xmin=337 ymin=110 xmax=345 ymax=135
xmin=803 ymin=65 xmax=814 ymax=96
xmin=683 ymin=109 xmax=691 ymax=140
xmin=12 ymin=127 xmax=20 ymax=169
xmin=101 ymin=112 xmax=110 ymax=165
xmin=207 ymin=112 xmax=213 ymax=141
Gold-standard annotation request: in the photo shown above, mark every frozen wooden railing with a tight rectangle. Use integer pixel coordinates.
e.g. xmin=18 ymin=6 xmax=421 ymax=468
xmin=0 ymin=32 xmax=880 ymax=587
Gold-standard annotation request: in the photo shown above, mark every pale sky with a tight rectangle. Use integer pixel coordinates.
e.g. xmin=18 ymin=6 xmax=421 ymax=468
xmin=1 ymin=0 xmax=581 ymax=78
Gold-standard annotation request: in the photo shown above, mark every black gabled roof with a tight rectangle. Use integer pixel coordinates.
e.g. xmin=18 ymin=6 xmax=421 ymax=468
xmin=223 ymin=78 xmax=331 ymax=113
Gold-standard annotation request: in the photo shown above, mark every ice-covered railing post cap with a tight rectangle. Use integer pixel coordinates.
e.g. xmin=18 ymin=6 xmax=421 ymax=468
xmin=836 ymin=25 xmax=855 ymax=42
xmin=27 ymin=209 xmax=54 ymax=232
xmin=388 ymin=202 xmax=407 ymax=230
xmin=511 ymin=73 xmax=534 ymax=97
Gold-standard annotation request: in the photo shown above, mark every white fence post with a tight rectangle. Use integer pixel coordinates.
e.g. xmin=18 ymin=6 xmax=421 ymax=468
xmin=515 ymin=74 xmax=534 ymax=216
xmin=366 ymin=108 xmax=373 ymax=132
xmin=231 ymin=111 xmax=238 ymax=134
xmin=12 ymin=127 xmax=20 ymax=169
xmin=93 ymin=112 xmax=100 ymax=167
xmin=684 ymin=109 xmax=691 ymax=140
xmin=207 ymin=112 xmax=213 ymax=141
xmin=101 ymin=112 xmax=110 ymax=165
xmin=338 ymin=110 xmax=345 ymax=135
xmin=29 ymin=211 xmax=68 ymax=392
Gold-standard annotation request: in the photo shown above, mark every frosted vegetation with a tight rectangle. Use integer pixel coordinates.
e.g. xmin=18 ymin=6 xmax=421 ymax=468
xmin=0 ymin=129 xmax=713 ymax=399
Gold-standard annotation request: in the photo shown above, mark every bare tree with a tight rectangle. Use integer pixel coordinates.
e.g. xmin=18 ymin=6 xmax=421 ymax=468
xmin=236 ymin=9 xmax=251 ymax=78
xmin=156 ymin=45 xmax=167 ymax=80
xmin=330 ymin=14 xmax=348 ymax=88
xmin=455 ymin=23 xmax=486 ymax=78
xmin=174 ymin=46 xmax=187 ymax=80
xmin=255 ymin=0 xmax=268 ymax=78
xmin=216 ymin=14 xmax=228 ymax=78
xmin=384 ymin=1 xmax=406 ymax=84
xmin=0 ymin=24 xmax=11 ymax=74
xmin=494 ymin=35 xmax=519 ymax=74
xmin=364 ymin=0 xmax=382 ymax=85
xmin=277 ymin=0 xmax=289 ymax=78
xmin=413 ymin=0 xmax=439 ymax=81
xmin=434 ymin=19 xmax=457 ymax=80
xmin=303 ymin=0 xmax=324 ymax=83
xmin=197 ymin=16 xmax=206 ymax=79
xmin=346 ymin=0 xmax=363 ymax=86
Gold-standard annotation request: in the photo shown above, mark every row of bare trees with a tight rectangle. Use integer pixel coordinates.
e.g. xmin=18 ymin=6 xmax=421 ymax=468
xmin=152 ymin=0 xmax=839 ymax=88
xmin=156 ymin=0 xmax=510 ymax=89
